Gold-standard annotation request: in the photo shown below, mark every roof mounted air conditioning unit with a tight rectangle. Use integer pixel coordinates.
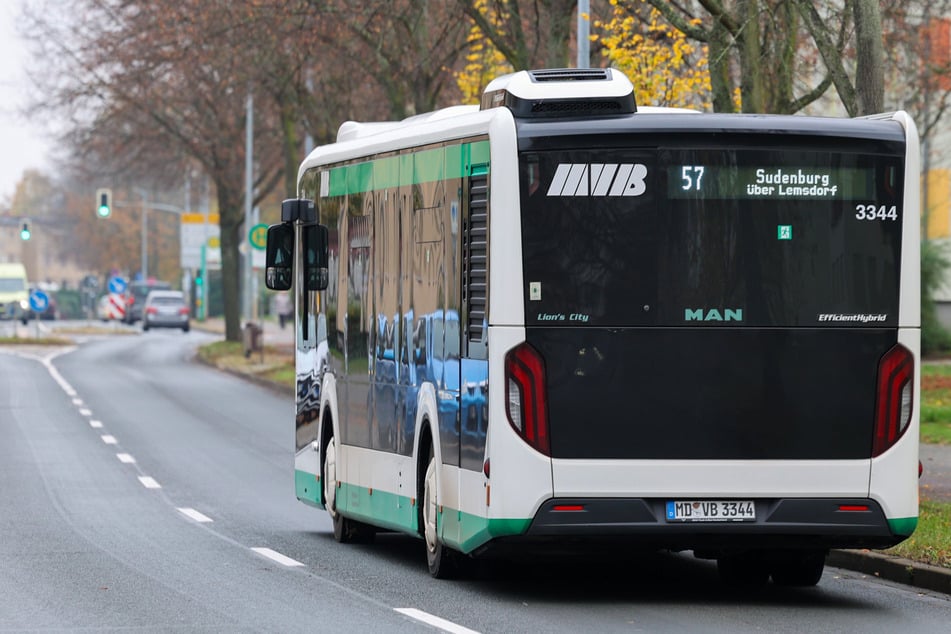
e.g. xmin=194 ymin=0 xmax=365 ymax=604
xmin=480 ymin=68 xmax=636 ymax=118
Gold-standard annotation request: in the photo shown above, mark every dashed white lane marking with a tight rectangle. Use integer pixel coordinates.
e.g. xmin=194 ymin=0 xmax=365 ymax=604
xmin=138 ymin=476 xmax=161 ymax=489
xmin=394 ymin=608 xmax=481 ymax=634
xmin=31 ymin=348 xmax=329 ymax=586
xmin=177 ymin=507 xmax=213 ymax=523
xmin=250 ymin=547 xmax=304 ymax=567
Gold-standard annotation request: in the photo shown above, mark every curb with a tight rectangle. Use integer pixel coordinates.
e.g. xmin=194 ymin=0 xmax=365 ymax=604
xmin=193 ymin=354 xmax=295 ymax=397
xmin=829 ymin=549 xmax=951 ymax=595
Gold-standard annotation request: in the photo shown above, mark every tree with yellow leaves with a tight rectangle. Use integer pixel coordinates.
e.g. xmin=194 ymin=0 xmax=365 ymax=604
xmin=594 ymin=1 xmax=712 ymax=110
xmin=456 ymin=0 xmax=514 ymax=104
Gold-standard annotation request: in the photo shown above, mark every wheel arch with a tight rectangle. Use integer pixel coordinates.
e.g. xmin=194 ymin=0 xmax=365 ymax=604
xmin=413 ymin=382 xmax=440 ymax=535
xmin=318 ymin=372 xmax=341 ymax=508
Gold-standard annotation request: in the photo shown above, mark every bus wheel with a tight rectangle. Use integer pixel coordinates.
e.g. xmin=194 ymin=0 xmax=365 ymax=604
xmin=770 ymin=550 xmax=825 ymax=587
xmin=717 ymin=552 xmax=769 ymax=587
xmin=423 ymin=447 xmax=459 ymax=579
xmin=324 ymin=434 xmax=373 ymax=544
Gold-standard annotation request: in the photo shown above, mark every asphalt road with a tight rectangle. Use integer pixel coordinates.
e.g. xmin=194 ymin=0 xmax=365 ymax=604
xmin=2 ymin=329 xmax=951 ymax=632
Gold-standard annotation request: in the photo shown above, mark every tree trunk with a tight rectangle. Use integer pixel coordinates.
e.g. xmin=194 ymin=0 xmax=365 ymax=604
xmin=544 ymin=0 xmax=576 ymax=69
xmin=853 ymin=0 xmax=884 ymax=115
xmin=710 ymin=21 xmax=736 ymax=112
xmin=216 ymin=181 xmax=244 ymax=342
xmin=280 ymin=97 xmax=301 ymax=198
xmin=738 ymin=0 xmax=765 ymax=113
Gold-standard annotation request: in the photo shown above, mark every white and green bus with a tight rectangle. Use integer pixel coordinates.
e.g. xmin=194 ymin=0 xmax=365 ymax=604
xmin=265 ymin=68 xmax=920 ymax=584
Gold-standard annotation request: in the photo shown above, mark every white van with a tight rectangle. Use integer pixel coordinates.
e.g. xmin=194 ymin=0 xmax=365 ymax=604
xmin=0 ymin=263 xmax=29 ymax=325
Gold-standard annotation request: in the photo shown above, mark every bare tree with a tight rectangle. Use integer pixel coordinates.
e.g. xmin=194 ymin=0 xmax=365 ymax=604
xmin=637 ymin=0 xmax=839 ymax=113
xmin=21 ymin=0 xmax=293 ymax=340
xmin=319 ymin=0 xmax=471 ymax=119
xmin=456 ymin=0 xmax=581 ymax=71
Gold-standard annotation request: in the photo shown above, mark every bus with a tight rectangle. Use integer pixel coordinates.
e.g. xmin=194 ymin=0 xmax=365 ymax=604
xmin=265 ymin=68 xmax=920 ymax=585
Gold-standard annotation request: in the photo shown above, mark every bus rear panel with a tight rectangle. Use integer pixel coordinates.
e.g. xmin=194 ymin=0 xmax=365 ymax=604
xmin=506 ymin=116 xmax=917 ymax=552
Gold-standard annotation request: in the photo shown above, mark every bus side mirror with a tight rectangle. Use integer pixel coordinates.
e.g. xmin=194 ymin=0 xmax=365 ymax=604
xmin=305 ymin=224 xmax=330 ymax=291
xmin=265 ymin=223 xmax=294 ymax=291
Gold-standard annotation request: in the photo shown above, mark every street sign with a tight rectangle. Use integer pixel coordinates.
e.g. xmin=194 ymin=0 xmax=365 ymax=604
xmin=29 ymin=290 xmax=49 ymax=313
xmin=181 ymin=213 xmax=221 ymax=269
xmin=249 ymin=223 xmax=268 ymax=250
xmin=108 ymin=276 xmax=127 ymax=294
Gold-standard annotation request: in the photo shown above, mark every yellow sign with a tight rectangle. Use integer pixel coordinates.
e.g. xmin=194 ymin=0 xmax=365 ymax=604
xmin=207 ymin=236 xmax=220 ymax=248
xmin=181 ymin=213 xmax=220 ymax=224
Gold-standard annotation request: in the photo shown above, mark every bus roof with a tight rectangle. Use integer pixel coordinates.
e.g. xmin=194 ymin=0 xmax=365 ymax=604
xmin=513 ymin=111 xmax=909 ymax=147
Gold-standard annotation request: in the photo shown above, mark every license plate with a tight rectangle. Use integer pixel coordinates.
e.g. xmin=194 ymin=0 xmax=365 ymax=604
xmin=665 ymin=500 xmax=755 ymax=522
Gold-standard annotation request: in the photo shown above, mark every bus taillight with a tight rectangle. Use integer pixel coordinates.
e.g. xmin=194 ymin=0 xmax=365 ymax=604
xmin=505 ymin=342 xmax=550 ymax=456
xmin=873 ymin=344 xmax=914 ymax=457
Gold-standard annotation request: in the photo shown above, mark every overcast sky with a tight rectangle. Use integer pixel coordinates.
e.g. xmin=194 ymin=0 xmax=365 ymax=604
xmin=0 ymin=1 xmax=50 ymax=204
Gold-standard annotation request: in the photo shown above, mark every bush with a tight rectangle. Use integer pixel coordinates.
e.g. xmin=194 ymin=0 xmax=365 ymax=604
xmin=922 ymin=240 xmax=951 ymax=356
xmin=55 ymin=289 xmax=86 ymax=320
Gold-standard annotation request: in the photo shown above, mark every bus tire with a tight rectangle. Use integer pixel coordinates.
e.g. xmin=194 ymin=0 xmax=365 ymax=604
xmin=422 ymin=446 xmax=460 ymax=579
xmin=769 ymin=550 xmax=825 ymax=587
xmin=324 ymin=433 xmax=373 ymax=544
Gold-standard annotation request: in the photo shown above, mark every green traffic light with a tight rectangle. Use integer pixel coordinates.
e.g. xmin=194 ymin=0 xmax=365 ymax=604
xmin=19 ymin=223 xmax=31 ymax=240
xmin=96 ymin=188 xmax=112 ymax=219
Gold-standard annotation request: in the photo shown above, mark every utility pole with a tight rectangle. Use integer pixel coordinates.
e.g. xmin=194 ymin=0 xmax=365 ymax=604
xmin=244 ymin=90 xmax=254 ymax=324
xmin=577 ymin=0 xmax=590 ymax=69
xmin=136 ymin=187 xmax=148 ymax=279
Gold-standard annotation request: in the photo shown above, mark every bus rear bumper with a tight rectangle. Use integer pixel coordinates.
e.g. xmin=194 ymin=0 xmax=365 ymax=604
xmin=521 ymin=497 xmax=905 ymax=551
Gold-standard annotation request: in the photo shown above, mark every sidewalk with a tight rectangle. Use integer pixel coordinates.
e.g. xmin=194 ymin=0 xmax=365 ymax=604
xmin=921 ymin=443 xmax=951 ymax=502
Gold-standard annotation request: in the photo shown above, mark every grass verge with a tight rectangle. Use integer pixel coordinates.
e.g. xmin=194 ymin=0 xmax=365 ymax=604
xmin=197 ymin=340 xmax=295 ymax=390
xmin=922 ymin=363 xmax=951 ymax=445
xmin=0 ymin=336 xmax=74 ymax=346
xmin=884 ymin=500 xmax=951 ymax=569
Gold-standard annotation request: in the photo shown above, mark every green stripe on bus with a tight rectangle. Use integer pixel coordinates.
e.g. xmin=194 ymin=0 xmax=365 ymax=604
xmin=441 ymin=509 xmax=533 ymax=553
xmin=327 ymin=140 xmax=490 ymax=197
xmin=295 ymin=469 xmax=324 ymax=509
xmin=888 ymin=516 xmax=918 ymax=536
xmin=335 ymin=481 xmax=531 ymax=552
xmin=338 ymin=482 xmax=418 ymax=534
xmin=468 ymin=138 xmax=490 ymax=165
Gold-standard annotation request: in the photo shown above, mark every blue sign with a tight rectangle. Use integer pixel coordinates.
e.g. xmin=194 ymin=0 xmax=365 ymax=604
xmin=29 ymin=290 xmax=49 ymax=313
xmin=108 ymin=276 xmax=128 ymax=294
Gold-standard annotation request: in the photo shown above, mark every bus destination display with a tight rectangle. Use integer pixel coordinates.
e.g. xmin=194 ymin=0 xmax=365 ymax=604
xmin=669 ymin=165 xmax=875 ymax=200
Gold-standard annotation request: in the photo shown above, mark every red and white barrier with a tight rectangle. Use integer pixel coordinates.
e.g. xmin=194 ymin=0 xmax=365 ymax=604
xmin=106 ymin=293 xmax=126 ymax=320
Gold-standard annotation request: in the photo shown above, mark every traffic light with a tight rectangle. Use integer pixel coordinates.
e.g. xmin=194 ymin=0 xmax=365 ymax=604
xmin=19 ymin=222 xmax=31 ymax=241
xmin=96 ymin=188 xmax=112 ymax=218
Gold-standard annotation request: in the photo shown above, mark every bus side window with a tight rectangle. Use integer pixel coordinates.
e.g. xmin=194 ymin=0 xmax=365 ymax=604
xmin=266 ymin=223 xmax=294 ymax=291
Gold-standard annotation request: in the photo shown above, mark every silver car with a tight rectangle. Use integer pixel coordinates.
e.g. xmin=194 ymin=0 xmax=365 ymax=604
xmin=142 ymin=290 xmax=190 ymax=332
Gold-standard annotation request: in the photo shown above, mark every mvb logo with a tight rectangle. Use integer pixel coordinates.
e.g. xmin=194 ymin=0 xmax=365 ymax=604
xmin=547 ymin=163 xmax=648 ymax=197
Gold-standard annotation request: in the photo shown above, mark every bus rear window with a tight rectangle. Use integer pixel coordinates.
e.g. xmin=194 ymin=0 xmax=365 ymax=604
xmin=519 ymin=146 xmax=903 ymax=328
